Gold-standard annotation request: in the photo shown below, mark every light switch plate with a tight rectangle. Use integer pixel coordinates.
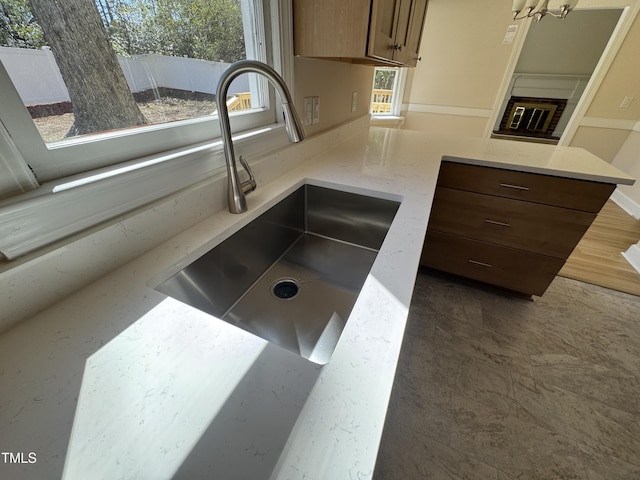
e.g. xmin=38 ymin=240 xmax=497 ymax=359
xmin=503 ymin=25 xmax=518 ymax=44
xmin=312 ymin=96 xmax=320 ymax=125
xmin=303 ymin=97 xmax=313 ymax=126
xmin=620 ymin=96 xmax=634 ymax=108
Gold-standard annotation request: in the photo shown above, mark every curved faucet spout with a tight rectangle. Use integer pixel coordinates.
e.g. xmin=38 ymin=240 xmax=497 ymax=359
xmin=216 ymin=60 xmax=306 ymax=214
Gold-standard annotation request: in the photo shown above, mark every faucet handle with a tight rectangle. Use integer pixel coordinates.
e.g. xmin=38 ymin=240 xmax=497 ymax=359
xmin=238 ymin=155 xmax=257 ymax=194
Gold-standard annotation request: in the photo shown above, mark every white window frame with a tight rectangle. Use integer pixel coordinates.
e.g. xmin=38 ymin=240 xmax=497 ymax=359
xmin=370 ymin=66 xmax=407 ymax=118
xmin=1 ymin=0 xmax=277 ymax=183
xmin=0 ymin=0 xmax=295 ymax=260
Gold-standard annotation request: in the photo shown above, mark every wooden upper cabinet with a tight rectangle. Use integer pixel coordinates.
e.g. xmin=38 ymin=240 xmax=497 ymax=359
xmin=293 ymin=0 xmax=428 ymax=67
xmin=396 ymin=0 xmax=428 ymax=66
xmin=369 ymin=0 xmax=427 ymax=66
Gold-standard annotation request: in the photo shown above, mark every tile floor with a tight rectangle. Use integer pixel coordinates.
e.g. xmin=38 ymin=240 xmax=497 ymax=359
xmin=374 ymin=268 xmax=640 ymax=480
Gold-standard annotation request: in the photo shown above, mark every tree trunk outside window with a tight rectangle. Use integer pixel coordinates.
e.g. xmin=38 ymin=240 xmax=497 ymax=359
xmin=28 ymin=0 xmax=147 ymax=137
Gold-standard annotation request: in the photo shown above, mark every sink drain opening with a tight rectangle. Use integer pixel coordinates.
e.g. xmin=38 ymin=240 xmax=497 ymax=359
xmin=272 ymin=279 xmax=299 ymax=299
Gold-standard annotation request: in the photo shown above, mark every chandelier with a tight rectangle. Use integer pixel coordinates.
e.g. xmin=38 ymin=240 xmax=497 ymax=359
xmin=512 ymin=0 xmax=578 ymax=21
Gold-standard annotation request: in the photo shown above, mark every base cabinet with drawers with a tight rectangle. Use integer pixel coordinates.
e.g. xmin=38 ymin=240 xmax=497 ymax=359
xmin=420 ymin=161 xmax=616 ymax=296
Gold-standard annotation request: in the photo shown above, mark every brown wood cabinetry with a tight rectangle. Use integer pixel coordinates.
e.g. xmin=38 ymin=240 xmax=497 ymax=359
xmin=420 ymin=161 xmax=616 ymax=296
xmin=293 ymin=0 xmax=428 ymax=67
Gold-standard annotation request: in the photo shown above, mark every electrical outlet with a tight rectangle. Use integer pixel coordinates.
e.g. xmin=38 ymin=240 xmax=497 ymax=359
xmin=312 ymin=96 xmax=320 ymax=125
xmin=303 ymin=97 xmax=313 ymax=126
xmin=351 ymin=91 xmax=358 ymax=113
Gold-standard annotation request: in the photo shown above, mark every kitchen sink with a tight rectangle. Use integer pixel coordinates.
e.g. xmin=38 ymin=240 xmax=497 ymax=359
xmin=155 ymin=184 xmax=400 ymax=364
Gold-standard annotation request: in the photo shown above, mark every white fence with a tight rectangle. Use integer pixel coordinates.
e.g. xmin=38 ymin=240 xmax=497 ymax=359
xmin=0 ymin=46 xmax=249 ymax=105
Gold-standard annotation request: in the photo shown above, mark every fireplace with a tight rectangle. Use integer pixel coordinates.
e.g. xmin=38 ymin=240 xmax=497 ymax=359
xmin=495 ymin=96 xmax=567 ymax=142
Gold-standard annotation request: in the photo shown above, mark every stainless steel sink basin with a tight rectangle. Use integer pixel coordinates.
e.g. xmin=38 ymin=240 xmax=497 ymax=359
xmin=155 ymin=184 xmax=400 ymax=364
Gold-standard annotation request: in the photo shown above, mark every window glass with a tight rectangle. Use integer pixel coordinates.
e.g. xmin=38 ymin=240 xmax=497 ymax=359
xmin=370 ymin=67 xmax=397 ymax=115
xmin=0 ymin=0 xmax=253 ymax=145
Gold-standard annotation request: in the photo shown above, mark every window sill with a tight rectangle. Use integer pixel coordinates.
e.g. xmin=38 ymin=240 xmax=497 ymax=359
xmin=370 ymin=115 xmax=405 ymax=129
xmin=0 ymin=124 xmax=290 ymax=260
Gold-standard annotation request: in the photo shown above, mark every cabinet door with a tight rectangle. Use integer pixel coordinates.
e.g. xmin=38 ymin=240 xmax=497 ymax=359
xmin=421 ymin=231 xmax=564 ymax=296
xmin=394 ymin=0 xmax=427 ymax=66
xmin=293 ymin=0 xmax=371 ymax=59
xmin=437 ymin=161 xmax=616 ymax=213
xmin=370 ymin=0 xmax=426 ymax=65
xmin=428 ymin=187 xmax=595 ymax=259
xmin=369 ymin=0 xmax=404 ymax=62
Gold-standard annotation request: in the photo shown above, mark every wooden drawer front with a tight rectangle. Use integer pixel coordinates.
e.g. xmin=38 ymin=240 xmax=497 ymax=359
xmin=428 ymin=187 xmax=595 ymax=259
xmin=421 ymin=231 xmax=565 ymax=296
xmin=437 ymin=161 xmax=615 ymax=213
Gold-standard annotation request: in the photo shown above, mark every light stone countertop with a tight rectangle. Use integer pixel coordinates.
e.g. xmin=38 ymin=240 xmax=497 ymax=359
xmin=0 ymin=127 xmax=633 ymax=480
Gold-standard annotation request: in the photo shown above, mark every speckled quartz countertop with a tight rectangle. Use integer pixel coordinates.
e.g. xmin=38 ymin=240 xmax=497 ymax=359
xmin=0 ymin=127 xmax=633 ymax=480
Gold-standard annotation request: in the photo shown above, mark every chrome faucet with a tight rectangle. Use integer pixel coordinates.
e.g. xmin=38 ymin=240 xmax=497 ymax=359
xmin=216 ymin=60 xmax=306 ymax=214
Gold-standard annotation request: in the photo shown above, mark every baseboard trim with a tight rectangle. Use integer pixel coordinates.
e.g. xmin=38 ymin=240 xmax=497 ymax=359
xmin=579 ymin=117 xmax=638 ymax=131
xmin=405 ymin=103 xmax=493 ymax=118
xmin=610 ymin=188 xmax=640 ymax=220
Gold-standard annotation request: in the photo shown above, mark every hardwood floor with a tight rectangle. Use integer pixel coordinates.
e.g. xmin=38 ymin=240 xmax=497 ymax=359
xmin=559 ymin=200 xmax=640 ymax=297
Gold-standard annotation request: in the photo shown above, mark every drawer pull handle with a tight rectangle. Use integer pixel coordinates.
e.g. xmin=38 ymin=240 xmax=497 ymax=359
xmin=468 ymin=259 xmax=492 ymax=268
xmin=485 ymin=219 xmax=511 ymax=227
xmin=499 ymin=183 xmax=529 ymax=191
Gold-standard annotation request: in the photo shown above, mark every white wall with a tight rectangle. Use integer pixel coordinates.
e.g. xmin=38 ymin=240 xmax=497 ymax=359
xmin=402 ymin=0 xmax=516 ymax=135
xmin=293 ymin=57 xmax=374 ymax=137
xmin=489 ymin=9 xmax=621 ymax=139
xmin=566 ymin=4 xmax=640 ymax=163
xmin=613 ymin=125 xmax=640 ymax=272
xmin=402 ymin=0 xmax=640 ymax=164
xmin=515 ymin=9 xmax=622 ymax=75
xmin=612 ymin=126 xmax=640 ymax=216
